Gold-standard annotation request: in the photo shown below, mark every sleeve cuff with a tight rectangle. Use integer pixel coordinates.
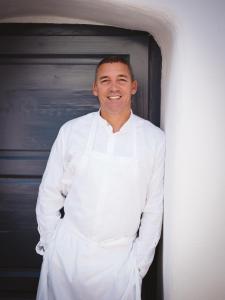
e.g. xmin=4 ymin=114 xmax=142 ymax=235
xmin=132 ymin=240 xmax=156 ymax=279
xmin=35 ymin=241 xmax=46 ymax=256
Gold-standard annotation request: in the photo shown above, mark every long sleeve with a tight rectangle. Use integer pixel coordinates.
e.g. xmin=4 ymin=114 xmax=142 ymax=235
xmin=133 ymin=132 xmax=166 ymax=278
xmin=35 ymin=126 xmax=67 ymax=255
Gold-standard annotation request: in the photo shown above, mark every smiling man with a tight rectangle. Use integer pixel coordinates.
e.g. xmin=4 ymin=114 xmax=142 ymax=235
xmin=35 ymin=56 xmax=165 ymax=300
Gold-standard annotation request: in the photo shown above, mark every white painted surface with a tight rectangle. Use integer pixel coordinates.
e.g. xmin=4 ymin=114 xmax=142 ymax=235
xmin=0 ymin=1 xmax=225 ymax=299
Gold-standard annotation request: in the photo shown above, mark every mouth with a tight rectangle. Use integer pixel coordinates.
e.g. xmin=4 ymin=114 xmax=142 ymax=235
xmin=107 ymin=95 xmax=121 ymax=100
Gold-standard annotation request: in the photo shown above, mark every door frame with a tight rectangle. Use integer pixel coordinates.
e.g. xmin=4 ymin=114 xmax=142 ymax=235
xmin=0 ymin=23 xmax=162 ymax=299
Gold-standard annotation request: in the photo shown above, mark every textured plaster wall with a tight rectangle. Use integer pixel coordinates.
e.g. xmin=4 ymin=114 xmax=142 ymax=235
xmin=0 ymin=1 xmax=225 ymax=299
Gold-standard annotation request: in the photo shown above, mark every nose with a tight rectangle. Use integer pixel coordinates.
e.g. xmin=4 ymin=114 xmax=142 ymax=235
xmin=109 ymin=80 xmax=119 ymax=92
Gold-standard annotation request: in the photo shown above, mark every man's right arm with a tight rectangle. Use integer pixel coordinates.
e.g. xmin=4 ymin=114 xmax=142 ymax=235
xmin=35 ymin=125 xmax=67 ymax=255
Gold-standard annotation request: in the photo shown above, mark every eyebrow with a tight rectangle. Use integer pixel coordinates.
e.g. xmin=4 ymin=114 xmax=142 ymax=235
xmin=118 ymin=74 xmax=129 ymax=79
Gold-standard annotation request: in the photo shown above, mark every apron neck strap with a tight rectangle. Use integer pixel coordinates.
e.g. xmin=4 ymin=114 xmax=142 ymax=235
xmin=86 ymin=113 xmax=98 ymax=153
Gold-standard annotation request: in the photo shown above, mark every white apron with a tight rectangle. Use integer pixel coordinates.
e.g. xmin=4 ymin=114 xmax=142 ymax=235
xmin=36 ymin=113 xmax=148 ymax=300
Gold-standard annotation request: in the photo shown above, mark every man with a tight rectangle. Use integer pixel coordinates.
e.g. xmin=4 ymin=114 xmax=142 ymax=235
xmin=36 ymin=56 xmax=165 ymax=300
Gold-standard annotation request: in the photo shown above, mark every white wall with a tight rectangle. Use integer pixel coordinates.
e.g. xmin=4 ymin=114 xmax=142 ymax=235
xmin=1 ymin=1 xmax=225 ymax=299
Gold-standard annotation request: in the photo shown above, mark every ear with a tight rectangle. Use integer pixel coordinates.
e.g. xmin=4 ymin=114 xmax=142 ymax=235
xmin=131 ymin=80 xmax=138 ymax=95
xmin=92 ymin=82 xmax=98 ymax=96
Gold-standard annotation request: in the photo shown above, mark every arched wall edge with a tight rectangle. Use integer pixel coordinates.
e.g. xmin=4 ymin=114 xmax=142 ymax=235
xmin=0 ymin=9 xmax=179 ymax=300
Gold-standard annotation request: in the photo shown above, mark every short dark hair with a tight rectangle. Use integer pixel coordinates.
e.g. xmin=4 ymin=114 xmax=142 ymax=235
xmin=95 ymin=56 xmax=135 ymax=80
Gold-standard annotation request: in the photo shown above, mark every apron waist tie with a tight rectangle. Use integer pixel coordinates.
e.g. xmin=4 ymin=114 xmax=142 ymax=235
xmin=62 ymin=218 xmax=136 ymax=248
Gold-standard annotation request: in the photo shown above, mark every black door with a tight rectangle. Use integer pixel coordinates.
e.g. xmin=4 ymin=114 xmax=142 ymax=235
xmin=0 ymin=24 xmax=161 ymax=299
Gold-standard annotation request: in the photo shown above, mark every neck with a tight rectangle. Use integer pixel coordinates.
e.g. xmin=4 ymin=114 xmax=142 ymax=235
xmin=100 ymin=109 xmax=131 ymax=133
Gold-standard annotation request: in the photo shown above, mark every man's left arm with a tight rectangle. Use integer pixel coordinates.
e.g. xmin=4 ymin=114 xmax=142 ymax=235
xmin=133 ymin=132 xmax=166 ymax=278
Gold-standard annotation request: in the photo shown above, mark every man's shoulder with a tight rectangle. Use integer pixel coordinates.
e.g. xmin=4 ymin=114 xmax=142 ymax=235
xmin=133 ymin=114 xmax=164 ymax=141
xmin=60 ymin=111 xmax=97 ymax=133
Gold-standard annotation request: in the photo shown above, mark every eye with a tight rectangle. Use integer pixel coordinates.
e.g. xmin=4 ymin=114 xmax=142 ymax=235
xmin=118 ymin=77 xmax=128 ymax=83
xmin=100 ymin=79 xmax=110 ymax=84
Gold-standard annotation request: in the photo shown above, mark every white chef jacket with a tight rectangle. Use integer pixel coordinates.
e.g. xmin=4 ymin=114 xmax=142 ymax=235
xmin=36 ymin=110 xmax=165 ymax=282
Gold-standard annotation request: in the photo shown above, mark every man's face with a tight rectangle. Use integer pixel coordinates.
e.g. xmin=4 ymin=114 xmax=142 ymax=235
xmin=92 ymin=62 xmax=137 ymax=116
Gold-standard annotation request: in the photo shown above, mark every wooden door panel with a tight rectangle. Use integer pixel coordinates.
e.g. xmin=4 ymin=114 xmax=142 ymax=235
xmin=0 ymin=35 xmax=149 ymax=119
xmin=0 ymin=59 xmax=99 ymax=150
xmin=0 ymin=151 xmax=48 ymax=176
xmin=0 ymin=178 xmax=40 ymax=268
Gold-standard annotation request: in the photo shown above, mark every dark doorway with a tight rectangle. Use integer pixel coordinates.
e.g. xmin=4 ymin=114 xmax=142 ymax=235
xmin=0 ymin=24 xmax=162 ymax=299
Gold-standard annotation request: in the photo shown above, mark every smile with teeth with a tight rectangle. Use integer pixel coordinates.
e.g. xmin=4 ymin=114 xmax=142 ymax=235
xmin=107 ymin=95 xmax=121 ymax=100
